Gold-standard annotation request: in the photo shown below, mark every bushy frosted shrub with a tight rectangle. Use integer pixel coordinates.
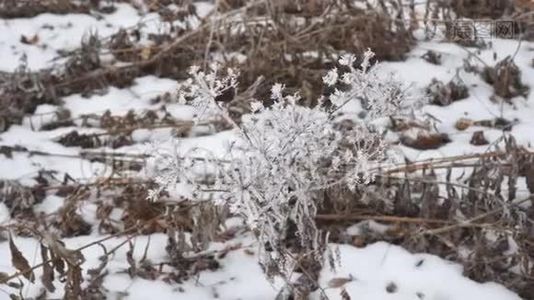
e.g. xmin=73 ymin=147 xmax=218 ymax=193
xmin=149 ymin=49 xmax=417 ymax=279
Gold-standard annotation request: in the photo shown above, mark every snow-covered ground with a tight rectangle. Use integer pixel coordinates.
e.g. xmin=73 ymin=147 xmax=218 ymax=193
xmin=0 ymin=2 xmax=532 ymax=300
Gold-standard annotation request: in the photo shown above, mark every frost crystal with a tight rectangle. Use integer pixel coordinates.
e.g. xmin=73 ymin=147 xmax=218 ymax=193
xmin=179 ymin=63 xmax=238 ymax=121
xmin=323 ymin=68 xmax=339 ymax=86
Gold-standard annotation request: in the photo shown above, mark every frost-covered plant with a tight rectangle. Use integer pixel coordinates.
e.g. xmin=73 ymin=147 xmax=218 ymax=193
xmin=325 ymin=49 xmax=416 ymax=118
xmin=150 ymin=50 xmax=414 ymax=279
xmin=177 ymin=63 xmax=239 ymax=122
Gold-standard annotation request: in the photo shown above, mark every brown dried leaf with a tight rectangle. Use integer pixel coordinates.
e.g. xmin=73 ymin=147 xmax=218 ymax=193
xmin=64 ymin=265 xmax=83 ymax=299
xmin=49 ymin=250 xmax=65 ymax=276
xmin=7 ymin=280 xmax=21 ymax=289
xmin=8 ymin=234 xmax=34 ymax=283
xmin=40 ymin=245 xmax=55 ymax=292
xmin=526 ymin=167 xmax=534 ymax=194
xmin=0 ymin=272 xmax=9 ymax=284
xmin=328 ymin=277 xmax=353 ymax=288
xmin=44 ymin=234 xmax=85 ymax=267
xmin=473 ymin=117 xmax=514 ymax=131
xmin=126 ymin=241 xmax=136 ymax=278
xmin=400 ymin=131 xmax=451 ymax=150
xmin=243 ymin=249 xmax=255 ymax=256
xmin=20 ymin=34 xmax=39 ymax=45
xmin=340 ymin=288 xmax=351 ymax=300
xmin=470 ymin=131 xmax=489 ymax=146
xmin=455 ymin=118 xmax=473 ymax=131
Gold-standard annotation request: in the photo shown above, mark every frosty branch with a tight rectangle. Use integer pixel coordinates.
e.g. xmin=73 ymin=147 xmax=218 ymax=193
xmin=148 ymin=49 xmax=419 ymax=279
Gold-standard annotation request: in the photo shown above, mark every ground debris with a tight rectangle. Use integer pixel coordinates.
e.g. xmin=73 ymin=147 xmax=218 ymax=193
xmin=426 ymin=78 xmax=469 ymax=106
xmin=482 ymin=56 xmax=529 ymax=99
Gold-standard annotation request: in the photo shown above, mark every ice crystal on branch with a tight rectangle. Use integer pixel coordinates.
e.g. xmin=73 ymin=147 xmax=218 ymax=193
xmin=178 ymin=63 xmax=238 ymax=122
xmin=328 ymin=49 xmax=417 ymax=119
xmin=150 ymin=50 xmax=415 ymax=279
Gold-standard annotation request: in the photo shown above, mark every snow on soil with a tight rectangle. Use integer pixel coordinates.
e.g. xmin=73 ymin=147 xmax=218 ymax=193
xmin=0 ymin=234 xmax=521 ymax=300
xmin=0 ymin=4 xmax=140 ymax=71
xmin=0 ymin=2 xmax=532 ymax=300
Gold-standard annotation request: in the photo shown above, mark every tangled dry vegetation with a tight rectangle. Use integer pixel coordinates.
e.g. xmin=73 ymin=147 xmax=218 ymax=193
xmin=0 ymin=0 xmax=533 ymax=299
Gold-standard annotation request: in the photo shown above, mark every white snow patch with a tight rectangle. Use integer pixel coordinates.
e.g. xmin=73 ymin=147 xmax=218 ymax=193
xmin=316 ymin=242 xmax=521 ymax=300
